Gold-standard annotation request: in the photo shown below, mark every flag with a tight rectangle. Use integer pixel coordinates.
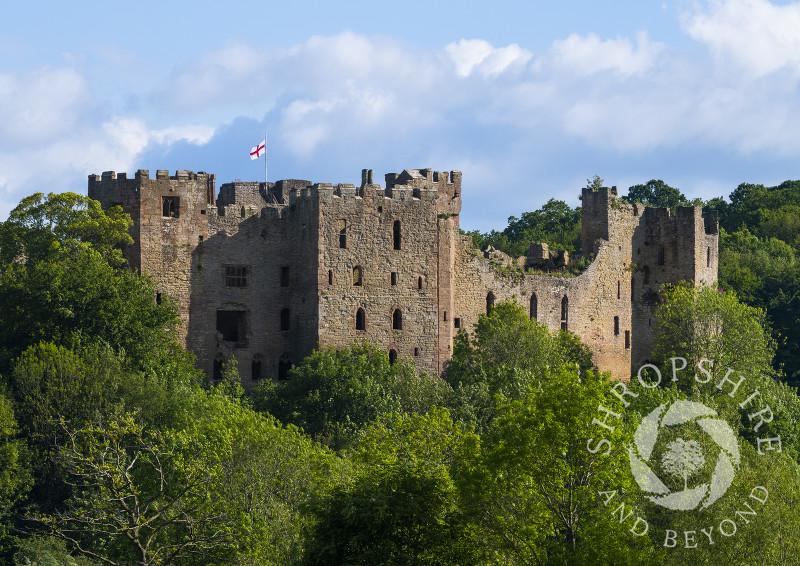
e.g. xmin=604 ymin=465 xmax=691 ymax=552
xmin=250 ymin=139 xmax=266 ymax=160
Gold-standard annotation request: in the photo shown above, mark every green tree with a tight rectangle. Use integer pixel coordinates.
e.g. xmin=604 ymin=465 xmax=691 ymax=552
xmin=622 ymin=180 xmax=691 ymax=210
xmin=255 ymin=342 xmax=449 ymax=449
xmin=303 ymin=407 xmax=481 ymax=566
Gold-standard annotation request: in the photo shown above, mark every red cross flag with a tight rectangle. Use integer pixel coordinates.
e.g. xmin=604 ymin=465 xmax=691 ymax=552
xmin=250 ymin=139 xmax=266 ymax=160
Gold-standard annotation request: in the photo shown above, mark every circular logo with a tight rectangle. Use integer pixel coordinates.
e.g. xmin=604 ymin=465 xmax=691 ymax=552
xmin=628 ymin=400 xmax=740 ymax=510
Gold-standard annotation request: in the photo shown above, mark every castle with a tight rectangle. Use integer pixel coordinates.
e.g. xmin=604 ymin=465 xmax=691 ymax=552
xmin=88 ymin=168 xmax=719 ymax=383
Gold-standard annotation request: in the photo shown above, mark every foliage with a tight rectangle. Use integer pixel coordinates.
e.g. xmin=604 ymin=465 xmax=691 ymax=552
xmin=0 ymin=192 xmax=133 ymax=268
xmin=13 ymin=536 xmax=97 ymax=566
xmin=302 ymin=407 xmax=481 ymax=565
xmin=621 ymin=180 xmax=693 ymax=210
xmin=464 ymin=198 xmax=582 ymax=257
xmin=254 ymin=342 xmax=450 ymax=449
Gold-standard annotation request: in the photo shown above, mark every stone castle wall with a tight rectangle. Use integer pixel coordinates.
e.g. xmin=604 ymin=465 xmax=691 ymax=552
xmin=88 ymin=168 xmax=718 ymax=384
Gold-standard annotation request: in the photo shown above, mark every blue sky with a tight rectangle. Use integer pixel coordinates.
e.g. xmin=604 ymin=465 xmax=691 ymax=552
xmin=3 ymin=0 xmax=800 ymax=230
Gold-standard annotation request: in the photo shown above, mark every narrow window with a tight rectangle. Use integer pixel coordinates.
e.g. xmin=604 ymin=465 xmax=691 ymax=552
xmin=389 ymin=349 xmax=398 ymax=365
xmin=280 ymin=309 xmax=290 ymax=331
xmin=561 ymin=296 xmax=568 ymax=331
xmin=707 ymin=246 xmax=711 ymax=268
xmin=162 ymin=196 xmax=179 ymax=218
xmin=353 ymin=266 xmax=363 ymax=286
xmin=530 ymin=293 xmax=537 ymax=320
xmin=225 ymin=265 xmax=248 ymax=287
xmin=631 ymin=278 xmax=635 ymax=301
xmin=454 ymin=318 xmax=461 ymax=329
xmin=393 ymin=220 xmax=402 ymax=250
xmin=338 ymin=219 xmax=347 ymax=248
xmin=328 ymin=270 xmax=333 ymax=285
xmin=200 ymin=209 xmax=206 ymax=215
xmin=356 ymin=308 xmax=366 ymax=331
xmin=252 ymin=356 xmax=263 ymax=380
xmin=280 ymin=266 xmax=290 ymax=287
xmin=241 ymin=207 xmax=246 ymax=218
xmin=443 ymin=311 xmax=448 ymax=322
xmin=414 ymin=347 xmax=420 ymax=357
xmin=392 ymin=308 xmax=403 ymax=330
xmin=614 ymin=316 xmax=620 ymax=336
xmin=486 ymin=292 xmax=495 ymax=315
xmin=156 ymin=292 xmax=162 ymax=305
xmin=417 ymin=276 xmax=423 ymax=290
xmin=648 ymin=317 xmax=651 ymax=327
xmin=658 ymin=245 xmax=665 ymax=266
xmin=213 ymin=354 xmax=223 ymax=381
xmin=617 ymin=280 xmax=621 ymax=300
xmin=391 ymin=272 xmax=397 ymax=285
xmin=625 ymin=330 xmax=631 ymax=349
xmin=378 ymin=206 xmax=383 ymax=213
xmin=198 ymin=235 xmax=203 ymax=244
xmin=278 ymin=354 xmax=292 ymax=380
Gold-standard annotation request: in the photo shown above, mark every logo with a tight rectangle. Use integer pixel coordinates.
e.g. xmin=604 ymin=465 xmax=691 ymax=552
xmin=588 ymin=357 xmax=782 ymax=549
xmin=628 ymin=400 xmax=740 ymax=511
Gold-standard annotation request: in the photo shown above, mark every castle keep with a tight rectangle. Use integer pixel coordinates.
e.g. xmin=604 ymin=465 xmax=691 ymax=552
xmin=88 ymin=168 xmax=718 ymax=383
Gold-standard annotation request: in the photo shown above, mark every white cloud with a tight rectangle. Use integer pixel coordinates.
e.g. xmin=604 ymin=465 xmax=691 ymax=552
xmin=445 ymin=39 xmax=532 ymax=77
xmin=548 ymin=31 xmax=664 ymax=76
xmin=685 ymin=0 xmax=800 ymax=77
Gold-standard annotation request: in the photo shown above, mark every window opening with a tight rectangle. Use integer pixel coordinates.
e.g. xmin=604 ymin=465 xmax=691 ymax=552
xmin=252 ymin=355 xmax=263 ymax=380
xmin=225 ymin=266 xmax=248 ymax=288
xmin=338 ymin=219 xmax=347 ymax=248
xmin=280 ymin=266 xmax=290 ymax=287
xmin=561 ymin=296 xmax=569 ymax=331
xmin=328 ymin=270 xmax=333 ymax=285
xmin=389 ymin=349 xmax=398 ymax=365
xmin=280 ymin=309 xmax=290 ymax=331
xmin=414 ymin=347 xmax=420 ymax=357
xmin=217 ymin=310 xmax=245 ymax=343
xmin=417 ymin=276 xmax=423 ymax=290
xmin=353 ymin=266 xmax=363 ymax=286
xmin=391 ymin=272 xmax=397 ymax=285
xmin=392 ymin=309 xmax=403 ymax=330
xmin=213 ymin=354 xmax=223 ymax=380
xmin=625 ymin=330 xmax=631 ymax=349
xmin=278 ymin=353 xmax=292 ymax=380
xmin=162 ymin=196 xmax=179 ymax=218
xmin=454 ymin=318 xmax=461 ymax=329
xmin=486 ymin=292 xmax=495 ymax=315
xmin=614 ymin=316 xmax=620 ymax=335
xmin=530 ymin=293 xmax=537 ymax=320
xmin=393 ymin=220 xmax=401 ymax=250
xmin=617 ymin=280 xmax=621 ymax=299
xmin=658 ymin=245 xmax=665 ymax=266
xmin=356 ymin=308 xmax=366 ymax=331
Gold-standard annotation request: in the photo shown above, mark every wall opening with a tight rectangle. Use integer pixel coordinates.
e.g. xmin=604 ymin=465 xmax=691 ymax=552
xmin=252 ymin=355 xmax=263 ymax=381
xmin=353 ymin=266 xmax=363 ymax=286
xmin=278 ymin=353 xmax=292 ymax=380
xmin=486 ymin=292 xmax=495 ymax=315
xmin=707 ymin=246 xmax=711 ymax=268
xmin=156 ymin=292 xmax=162 ymax=305
xmin=561 ymin=296 xmax=568 ymax=331
xmin=393 ymin=220 xmax=402 ymax=250
xmin=224 ymin=265 xmax=248 ymax=288
xmin=280 ymin=309 xmax=290 ymax=331
xmin=217 ymin=310 xmax=246 ymax=343
xmin=631 ymin=278 xmax=635 ymax=302
xmin=617 ymin=280 xmax=621 ymax=300
xmin=392 ymin=308 xmax=403 ymax=330
xmin=614 ymin=316 xmax=620 ymax=335
xmin=454 ymin=318 xmax=461 ymax=329
xmin=391 ymin=272 xmax=397 ymax=286
xmin=338 ymin=219 xmax=347 ymax=248
xmin=162 ymin=196 xmax=179 ymax=218
xmin=443 ymin=311 xmax=447 ymax=322
xmin=658 ymin=245 xmax=665 ymax=266
xmin=213 ymin=353 xmax=223 ymax=381
xmin=414 ymin=347 xmax=419 ymax=357
xmin=530 ymin=293 xmax=537 ymax=320
xmin=417 ymin=276 xmax=423 ymax=290
xmin=356 ymin=307 xmax=366 ymax=331
xmin=280 ymin=266 xmax=290 ymax=287
xmin=625 ymin=330 xmax=631 ymax=349
xmin=389 ymin=349 xmax=398 ymax=365
xmin=328 ymin=270 xmax=333 ymax=285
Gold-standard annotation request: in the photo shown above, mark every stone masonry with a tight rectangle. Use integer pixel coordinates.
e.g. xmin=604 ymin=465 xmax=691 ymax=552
xmin=88 ymin=168 xmax=718 ymax=384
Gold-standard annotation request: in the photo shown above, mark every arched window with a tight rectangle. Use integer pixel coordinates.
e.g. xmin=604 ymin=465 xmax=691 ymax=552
xmin=278 ymin=353 xmax=292 ymax=380
xmin=393 ymin=220 xmax=402 ymax=250
xmin=614 ymin=316 xmax=620 ymax=336
xmin=353 ymin=266 xmax=363 ymax=286
xmin=486 ymin=292 xmax=495 ymax=315
xmin=356 ymin=308 xmax=366 ymax=331
xmin=280 ymin=308 xmax=290 ymax=331
xmin=213 ymin=353 xmax=223 ymax=381
xmin=389 ymin=349 xmax=398 ymax=365
xmin=252 ymin=355 xmax=263 ymax=380
xmin=392 ymin=308 xmax=403 ymax=330
xmin=530 ymin=293 xmax=538 ymax=320
xmin=561 ymin=296 xmax=568 ymax=331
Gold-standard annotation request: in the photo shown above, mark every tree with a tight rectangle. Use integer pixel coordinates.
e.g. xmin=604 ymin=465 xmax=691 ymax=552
xmin=622 ymin=180 xmax=690 ymax=209
xmin=303 ymin=407 xmax=481 ymax=565
xmin=255 ymin=342 xmax=449 ymax=449
xmin=661 ymin=439 xmax=704 ymax=491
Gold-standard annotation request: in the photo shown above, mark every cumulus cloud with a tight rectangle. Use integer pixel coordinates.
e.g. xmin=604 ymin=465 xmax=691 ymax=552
xmin=685 ymin=0 xmax=800 ymax=77
xmin=445 ymin=39 xmax=532 ymax=77
xmin=548 ymin=31 xmax=665 ymax=76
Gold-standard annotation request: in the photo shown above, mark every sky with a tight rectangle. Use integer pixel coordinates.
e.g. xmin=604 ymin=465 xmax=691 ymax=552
xmin=3 ymin=0 xmax=800 ymax=230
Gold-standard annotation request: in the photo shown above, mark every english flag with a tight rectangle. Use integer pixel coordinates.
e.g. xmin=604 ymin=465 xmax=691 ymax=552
xmin=250 ymin=139 xmax=266 ymax=160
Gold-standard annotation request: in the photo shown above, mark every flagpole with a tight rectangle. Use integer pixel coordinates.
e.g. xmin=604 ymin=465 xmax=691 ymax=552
xmin=264 ymin=131 xmax=268 ymax=186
